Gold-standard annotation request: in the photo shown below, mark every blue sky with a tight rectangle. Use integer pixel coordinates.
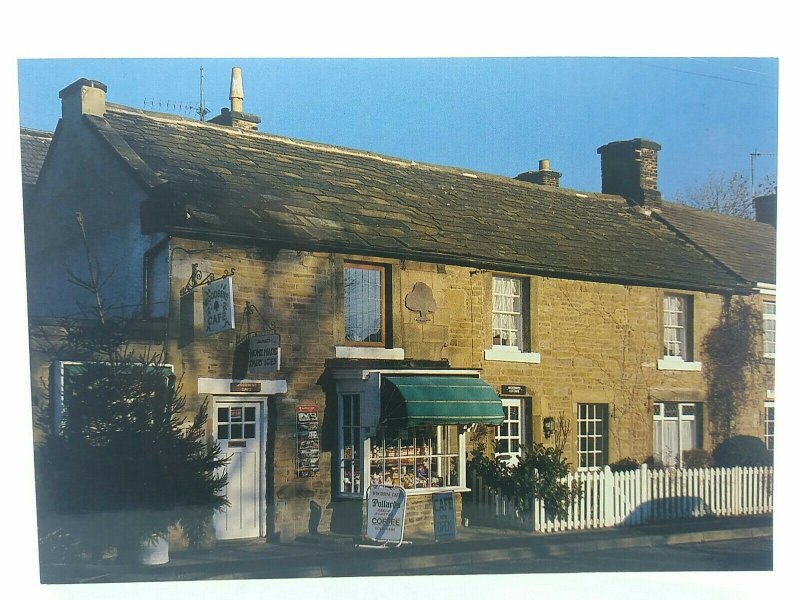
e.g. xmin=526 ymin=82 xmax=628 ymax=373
xmin=17 ymin=57 xmax=778 ymax=200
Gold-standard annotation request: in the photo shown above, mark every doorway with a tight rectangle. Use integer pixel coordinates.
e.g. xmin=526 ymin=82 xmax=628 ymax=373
xmin=212 ymin=398 xmax=265 ymax=539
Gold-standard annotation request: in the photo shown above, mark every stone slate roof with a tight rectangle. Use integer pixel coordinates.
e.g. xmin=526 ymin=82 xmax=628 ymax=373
xmin=20 ymin=128 xmax=52 ymax=185
xmin=80 ymin=104 xmax=750 ymax=293
xmin=655 ymin=202 xmax=776 ymax=286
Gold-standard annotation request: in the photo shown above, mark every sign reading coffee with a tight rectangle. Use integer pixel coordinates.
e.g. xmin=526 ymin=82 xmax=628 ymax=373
xmin=365 ymin=485 xmax=407 ymax=544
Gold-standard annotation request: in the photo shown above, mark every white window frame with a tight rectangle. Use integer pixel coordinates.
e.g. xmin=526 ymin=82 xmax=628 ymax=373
xmin=334 ymin=370 xmax=472 ymax=498
xmin=652 ymin=402 xmax=699 ymax=468
xmin=577 ymin=403 xmax=608 ymax=471
xmin=495 ymin=398 xmax=524 ymax=465
xmin=763 ymin=300 xmax=776 ymax=359
xmin=764 ymin=400 xmax=775 ymax=452
xmin=485 ymin=275 xmax=541 ymax=364
xmin=658 ymin=293 xmax=702 ymax=371
xmin=368 ymin=425 xmax=460 ymax=491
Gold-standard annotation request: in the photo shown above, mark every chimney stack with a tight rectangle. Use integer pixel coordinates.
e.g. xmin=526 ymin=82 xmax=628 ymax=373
xmin=59 ymin=78 xmax=107 ymax=123
xmin=515 ymin=158 xmax=562 ymax=187
xmin=597 ymin=138 xmax=662 ymax=206
xmin=210 ymin=67 xmax=261 ymax=130
xmin=753 ymin=192 xmax=777 ymax=227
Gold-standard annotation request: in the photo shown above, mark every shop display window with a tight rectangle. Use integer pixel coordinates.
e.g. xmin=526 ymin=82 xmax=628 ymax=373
xmin=369 ymin=426 xmax=459 ymax=490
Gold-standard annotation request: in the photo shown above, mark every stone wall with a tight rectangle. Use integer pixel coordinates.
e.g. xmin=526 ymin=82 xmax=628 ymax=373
xmin=156 ymin=240 xmax=771 ymax=541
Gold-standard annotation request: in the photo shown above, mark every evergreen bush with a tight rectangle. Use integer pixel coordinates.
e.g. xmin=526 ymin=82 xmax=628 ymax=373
xmin=712 ymin=435 xmax=772 ymax=468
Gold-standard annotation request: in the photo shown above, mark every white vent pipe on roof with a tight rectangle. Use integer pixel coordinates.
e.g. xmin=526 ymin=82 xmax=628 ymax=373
xmin=230 ymin=67 xmax=244 ymax=113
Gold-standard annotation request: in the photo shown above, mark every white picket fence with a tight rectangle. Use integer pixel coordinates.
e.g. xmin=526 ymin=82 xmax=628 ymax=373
xmin=467 ymin=464 xmax=773 ymax=532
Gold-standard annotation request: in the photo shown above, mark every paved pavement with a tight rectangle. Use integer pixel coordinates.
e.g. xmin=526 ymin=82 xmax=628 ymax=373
xmin=39 ymin=514 xmax=773 ymax=584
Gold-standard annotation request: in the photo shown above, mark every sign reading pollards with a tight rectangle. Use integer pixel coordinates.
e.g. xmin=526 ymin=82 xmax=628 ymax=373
xmin=366 ymin=485 xmax=406 ymax=544
xmin=247 ymin=333 xmax=281 ymax=374
xmin=432 ymin=490 xmax=457 ymax=541
xmin=202 ymin=276 xmax=235 ymax=335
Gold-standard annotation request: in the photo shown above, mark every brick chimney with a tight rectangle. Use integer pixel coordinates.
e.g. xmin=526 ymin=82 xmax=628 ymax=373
xmin=59 ymin=78 xmax=107 ymax=123
xmin=753 ymin=192 xmax=777 ymax=227
xmin=210 ymin=67 xmax=261 ymax=131
xmin=515 ymin=159 xmax=562 ymax=187
xmin=597 ymin=138 xmax=662 ymax=206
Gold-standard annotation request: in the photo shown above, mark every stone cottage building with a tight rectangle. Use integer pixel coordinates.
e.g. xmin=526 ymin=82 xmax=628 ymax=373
xmin=23 ymin=70 xmax=776 ymax=542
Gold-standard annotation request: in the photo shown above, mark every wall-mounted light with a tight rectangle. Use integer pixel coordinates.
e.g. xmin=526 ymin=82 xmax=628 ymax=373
xmin=543 ymin=416 xmax=555 ymax=439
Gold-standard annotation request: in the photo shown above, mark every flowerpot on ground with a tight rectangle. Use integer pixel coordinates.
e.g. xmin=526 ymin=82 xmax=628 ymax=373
xmin=139 ymin=535 xmax=169 ymax=565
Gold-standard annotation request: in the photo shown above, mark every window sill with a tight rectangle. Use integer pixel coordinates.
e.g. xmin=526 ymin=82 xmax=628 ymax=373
xmin=484 ymin=347 xmax=541 ymax=364
xmin=335 ymin=346 xmax=405 ymax=360
xmin=657 ymin=358 xmax=702 ymax=372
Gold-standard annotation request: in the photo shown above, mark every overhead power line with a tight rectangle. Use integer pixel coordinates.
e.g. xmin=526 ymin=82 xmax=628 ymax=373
xmin=630 ymin=59 xmax=778 ymax=90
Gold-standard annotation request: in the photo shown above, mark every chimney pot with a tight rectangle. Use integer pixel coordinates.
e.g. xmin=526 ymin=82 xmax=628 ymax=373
xmin=515 ymin=159 xmax=561 ymax=187
xmin=230 ymin=67 xmax=244 ymax=114
xmin=210 ymin=67 xmax=261 ymax=130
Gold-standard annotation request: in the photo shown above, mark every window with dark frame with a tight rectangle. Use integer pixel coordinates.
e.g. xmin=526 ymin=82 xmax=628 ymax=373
xmin=764 ymin=401 xmax=775 ymax=451
xmin=344 ymin=263 xmax=386 ymax=346
xmin=339 ymin=394 xmax=362 ymax=495
xmin=577 ymin=403 xmax=608 ymax=470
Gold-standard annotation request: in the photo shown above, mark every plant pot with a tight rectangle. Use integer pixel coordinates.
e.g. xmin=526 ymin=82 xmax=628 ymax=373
xmin=139 ymin=535 xmax=169 ymax=565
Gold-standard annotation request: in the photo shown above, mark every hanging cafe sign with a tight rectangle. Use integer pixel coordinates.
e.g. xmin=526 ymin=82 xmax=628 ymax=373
xmin=180 ymin=263 xmax=236 ymax=336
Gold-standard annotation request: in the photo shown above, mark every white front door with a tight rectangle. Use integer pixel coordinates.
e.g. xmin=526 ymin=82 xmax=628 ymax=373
xmin=213 ymin=399 xmax=264 ymax=539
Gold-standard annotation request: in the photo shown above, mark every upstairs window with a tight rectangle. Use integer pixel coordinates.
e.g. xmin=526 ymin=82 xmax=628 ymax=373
xmin=344 ymin=264 xmax=386 ymax=346
xmin=663 ymin=294 xmax=692 ymax=360
xmin=492 ymin=276 xmax=524 ymax=350
xmin=763 ymin=300 xmax=776 ymax=358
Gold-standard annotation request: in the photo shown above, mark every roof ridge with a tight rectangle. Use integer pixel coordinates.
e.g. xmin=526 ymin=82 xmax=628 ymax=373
xmin=20 ymin=127 xmax=54 ymax=138
xmin=104 ymin=103 xmax=622 ymax=203
xmin=658 ymin=200 xmax=773 ymax=228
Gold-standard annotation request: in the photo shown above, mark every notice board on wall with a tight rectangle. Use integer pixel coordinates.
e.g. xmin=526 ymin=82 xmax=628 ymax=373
xmin=296 ymin=405 xmax=320 ymax=478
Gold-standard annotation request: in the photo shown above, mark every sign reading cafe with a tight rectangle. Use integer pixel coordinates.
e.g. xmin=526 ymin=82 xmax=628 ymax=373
xmin=202 ymin=276 xmax=235 ymax=335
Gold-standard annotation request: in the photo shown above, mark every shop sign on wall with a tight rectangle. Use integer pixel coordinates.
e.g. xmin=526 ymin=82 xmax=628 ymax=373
xmin=247 ymin=333 xmax=281 ymax=374
xmin=296 ymin=405 xmax=320 ymax=478
xmin=202 ymin=276 xmax=235 ymax=335
xmin=432 ymin=490 xmax=457 ymax=541
xmin=366 ymin=485 xmax=407 ymax=544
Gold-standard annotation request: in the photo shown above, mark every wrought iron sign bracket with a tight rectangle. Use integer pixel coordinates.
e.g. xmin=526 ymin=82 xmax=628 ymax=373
xmin=179 ymin=263 xmax=236 ymax=297
xmin=243 ymin=302 xmax=277 ymax=335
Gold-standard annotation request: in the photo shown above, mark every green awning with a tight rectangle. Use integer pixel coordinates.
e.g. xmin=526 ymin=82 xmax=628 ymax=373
xmin=380 ymin=376 xmax=504 ymax=427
